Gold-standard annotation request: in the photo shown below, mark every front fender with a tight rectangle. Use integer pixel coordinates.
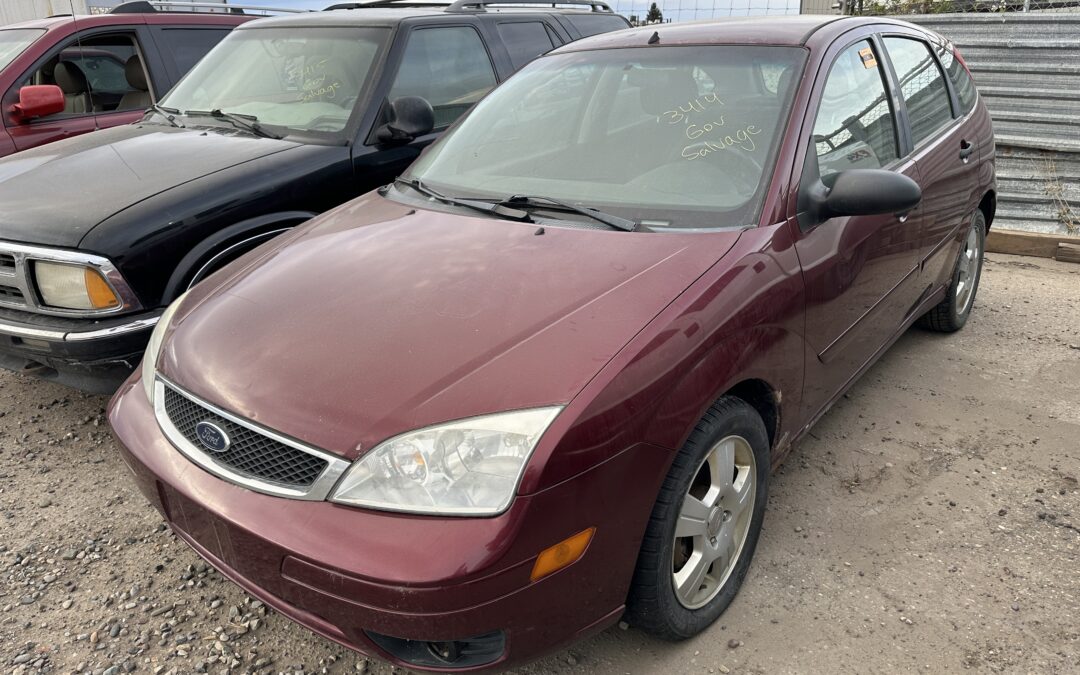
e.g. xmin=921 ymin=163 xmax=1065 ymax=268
xmin=161 ymin=211 xmax=314 ymax=302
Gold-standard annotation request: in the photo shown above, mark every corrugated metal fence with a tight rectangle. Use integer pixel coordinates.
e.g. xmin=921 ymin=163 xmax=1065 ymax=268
xmin=907 ymin=13 xmax=1080 ymax=236
xmin=0 ymin=1 xmax=89 ymax=25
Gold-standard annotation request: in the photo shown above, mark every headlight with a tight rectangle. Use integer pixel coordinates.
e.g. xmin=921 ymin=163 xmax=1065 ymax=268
xmin=329 ymin=407 xmax=562 ymax=516
xmin=34 ymin=261 xmax=121 ymax=311
xmin=141 ymin=292 xmax=188 ymax=403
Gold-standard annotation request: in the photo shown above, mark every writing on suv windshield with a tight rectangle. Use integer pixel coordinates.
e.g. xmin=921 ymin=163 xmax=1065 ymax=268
xmin=161 ymin=26 xmax=388 ymax=136
xmin=405 ymin=46 xmax=805 ymax=229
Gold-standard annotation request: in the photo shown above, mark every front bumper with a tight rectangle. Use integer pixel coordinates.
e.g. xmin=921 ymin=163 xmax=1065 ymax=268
xmin=0 ymin=307 xmax=159 ymax=393
xmin=108 ymin=377 xmax=663 ymax=671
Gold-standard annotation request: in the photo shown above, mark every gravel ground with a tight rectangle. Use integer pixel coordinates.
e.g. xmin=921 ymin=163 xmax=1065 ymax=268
xmin=1 ymin=252 xmax=1078 ymax=675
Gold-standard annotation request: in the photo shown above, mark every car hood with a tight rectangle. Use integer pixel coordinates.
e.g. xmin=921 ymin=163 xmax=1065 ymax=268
xmin=160 ymin=193 xmax=742 ymax=460
xmin=0 ymin=124 xmax=300 ymax=248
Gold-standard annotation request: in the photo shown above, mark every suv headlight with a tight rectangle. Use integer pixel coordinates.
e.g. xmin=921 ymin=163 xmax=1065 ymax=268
xmin=34 ymin=261 xmax=121 ymax=311
xmin=141 ymin=292 xmax=188 ymax=403
xmin=329 ymin=407 xmax=562 ymax=516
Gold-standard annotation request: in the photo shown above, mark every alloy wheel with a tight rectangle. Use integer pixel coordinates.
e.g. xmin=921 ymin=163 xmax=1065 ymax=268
xmin=955 ymin=224 xmax=981 ymax=315
xmin=672 ymin=434 xmax=756 ymax=610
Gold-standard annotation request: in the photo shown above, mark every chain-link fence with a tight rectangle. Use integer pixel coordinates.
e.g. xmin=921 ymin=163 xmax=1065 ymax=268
xmin=846 ymin=0 xmax=1080 ymax=14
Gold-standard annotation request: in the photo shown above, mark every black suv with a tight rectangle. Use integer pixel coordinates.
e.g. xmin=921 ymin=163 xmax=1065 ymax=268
xmin=0 ymin=0 xmax=629 ymax=393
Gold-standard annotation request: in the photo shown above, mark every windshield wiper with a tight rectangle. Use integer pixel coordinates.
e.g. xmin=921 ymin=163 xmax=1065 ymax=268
xmin=185 ymin=109 xmax=282 ymax=139
xmin=146 ymin=104 xmax=184 ymax=128
xmin=394 ymin=177 xmax=533 ymax=223
xmin=497 ymin=194 xmax=636 ymax=232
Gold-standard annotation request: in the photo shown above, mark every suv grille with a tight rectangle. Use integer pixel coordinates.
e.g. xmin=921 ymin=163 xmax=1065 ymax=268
xmin=0 ymin=285 xmax=25 ymax=303
xmin=0 ymin=254 xmax=15 ymax=272
xmin=163 ymin=386 xmax=329 ymax=488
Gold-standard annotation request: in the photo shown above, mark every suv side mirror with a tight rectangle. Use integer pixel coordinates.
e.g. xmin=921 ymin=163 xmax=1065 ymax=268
xmin=800 ymin=168 xmax=922 ymax=228
xmin=11 ymin=85 xmax=65 ymax=122
xmin=375 ymin=96 xmax=434 ymax=145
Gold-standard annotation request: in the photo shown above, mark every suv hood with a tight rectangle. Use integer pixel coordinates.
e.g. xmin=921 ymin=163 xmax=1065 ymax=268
xmin=0 ymin=124 xmax=299 ymax=248
xmin=161 ymin=193 xmax=742 ymax=460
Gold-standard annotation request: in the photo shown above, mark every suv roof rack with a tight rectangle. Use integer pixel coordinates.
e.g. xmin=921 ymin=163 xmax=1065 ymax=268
xmin=111 ymin=1 xmax=312 ymax=14
xmin=326 ymin=0 xmax=614 ymax=12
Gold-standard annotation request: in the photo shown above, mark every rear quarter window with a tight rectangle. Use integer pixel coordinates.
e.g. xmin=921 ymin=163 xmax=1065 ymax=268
xmin=936 ymin=43 xmax=977 ymax=115
xmin=563 ymin=14 xmax=629 ymax=38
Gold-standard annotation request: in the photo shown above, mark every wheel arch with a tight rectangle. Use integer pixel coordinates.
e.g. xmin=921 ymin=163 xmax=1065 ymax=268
xmin=640 ymin=326 xmax=801 ymax=462
xmin=724 ymin=379 xmax=780 ymax=450
xmin=161 ymin=211 xmax=315 ymax=302
xmin=978 ymin=190 xmax=996 ymax=231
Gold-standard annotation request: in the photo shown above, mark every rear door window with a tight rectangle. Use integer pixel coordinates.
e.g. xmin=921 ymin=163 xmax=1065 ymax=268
xmin=156 ymin=27 xmax=233 ymax=74
xmin=496 ymin=22 xmax=557 ymax=71
xmin=563 ymin=14 xmax=628 ymax=38
xmin=883 ymin=36 xmax=954 ymax=147
xmin=388 ymin=26 xmax=498 ymax=129
xmin=813 ymin=40 xmax=899 ymax=177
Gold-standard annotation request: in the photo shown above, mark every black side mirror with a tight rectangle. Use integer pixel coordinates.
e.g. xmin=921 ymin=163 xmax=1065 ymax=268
xmin=824 ymin=169 xmax=922 ymax=217
xmin=799 ymin=168 xmax=921 ymax=228
xmin=375 ymin=96 xmax=434 ymax=145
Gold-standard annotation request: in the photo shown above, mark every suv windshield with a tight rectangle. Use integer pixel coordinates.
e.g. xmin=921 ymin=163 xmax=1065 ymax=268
xmin=0 ymin=29 xmax=44 ymax=72
xmin=405 ymin=46 xmax=805 ymax=229
xmin=161 ymin=26 xmax=388 ymax=137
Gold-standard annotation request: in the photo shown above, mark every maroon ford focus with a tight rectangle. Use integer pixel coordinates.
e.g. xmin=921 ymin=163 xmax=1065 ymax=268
xmin=108 ymin=15 xmax=995 ymax=671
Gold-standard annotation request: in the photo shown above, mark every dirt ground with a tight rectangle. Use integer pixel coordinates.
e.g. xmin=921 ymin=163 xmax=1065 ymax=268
xmin=1 ymin=251 xmax=1078 ymax=675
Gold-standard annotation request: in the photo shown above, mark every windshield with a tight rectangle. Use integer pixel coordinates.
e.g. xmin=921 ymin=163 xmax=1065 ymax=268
xmin=0 ymin=29 xmax=44 ymax=72
xmin=406 ymin=46 xmax=805 ymax=229
xmin=161 ymin=26 xmax=388 ymax=137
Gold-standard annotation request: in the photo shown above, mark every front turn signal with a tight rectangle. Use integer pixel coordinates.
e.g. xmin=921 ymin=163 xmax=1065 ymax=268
xmin=85 ymin=268 xmax=121 ymax=309
xmin=530 ymin=527 xmax=595 ymax=582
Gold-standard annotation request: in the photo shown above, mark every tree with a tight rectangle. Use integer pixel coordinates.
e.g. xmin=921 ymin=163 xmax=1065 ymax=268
xmin=646 ymin=2 xmax=663 ymax=23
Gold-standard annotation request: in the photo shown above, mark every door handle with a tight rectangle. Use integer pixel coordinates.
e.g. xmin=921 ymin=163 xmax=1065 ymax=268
xmin=959 ymin=140 xmax=974 ymax=162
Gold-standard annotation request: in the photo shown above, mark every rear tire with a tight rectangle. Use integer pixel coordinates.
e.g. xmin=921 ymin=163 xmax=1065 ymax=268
xmin=626 ymin=396 xmax=769 ymax=640
xmin=918 ymin=210 xmax=986 ymax=333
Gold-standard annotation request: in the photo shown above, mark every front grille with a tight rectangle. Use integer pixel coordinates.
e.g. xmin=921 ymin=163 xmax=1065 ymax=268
xmin=163 ymin=386 xmax=329 ymax=488
xmin=0 ymin=254 xmax=14 ymax=272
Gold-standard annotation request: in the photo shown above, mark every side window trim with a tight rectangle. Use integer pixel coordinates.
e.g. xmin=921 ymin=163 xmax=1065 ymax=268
xmin=871 ymin=33 xmax=913 ymax=158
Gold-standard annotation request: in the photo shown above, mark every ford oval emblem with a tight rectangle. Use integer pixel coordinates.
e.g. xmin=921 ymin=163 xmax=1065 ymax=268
xmin=195 ymin=421 xmax=230 ymax=454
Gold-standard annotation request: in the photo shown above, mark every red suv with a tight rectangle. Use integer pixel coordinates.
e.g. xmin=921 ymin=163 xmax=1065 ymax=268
xmin=0 ymin=5 xmax=251 ymax=156
xmin=109 ymin=15 xmax=995 ymax=673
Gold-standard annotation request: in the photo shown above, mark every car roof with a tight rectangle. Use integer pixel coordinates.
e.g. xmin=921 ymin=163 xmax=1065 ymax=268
xmin=552 ymin=15 xmax=917 ymax=52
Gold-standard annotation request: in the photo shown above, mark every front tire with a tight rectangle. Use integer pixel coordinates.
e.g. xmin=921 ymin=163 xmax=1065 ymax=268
xmin=918 ymin=210 xmax=986 ymax=333
xmin=626 ymin=396 xmax=769 ymax=640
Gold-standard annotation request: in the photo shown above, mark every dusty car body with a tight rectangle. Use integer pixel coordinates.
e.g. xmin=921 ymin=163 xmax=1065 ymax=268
xmin=0 ymin=2 xmax=628 ymax=393
xmin=109 ymin=14 xmax=995 ymax=672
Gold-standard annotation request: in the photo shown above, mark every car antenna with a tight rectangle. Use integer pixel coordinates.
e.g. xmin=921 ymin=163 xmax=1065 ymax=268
xmin=648 ymin=31 xmax=659 ymax=44
xmin=67 ymin=0 xmax=94 ymax=121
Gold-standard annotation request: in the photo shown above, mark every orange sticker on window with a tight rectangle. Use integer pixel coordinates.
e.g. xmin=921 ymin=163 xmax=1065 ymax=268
xmin=859 ymin=47 xmax=878 ymax=69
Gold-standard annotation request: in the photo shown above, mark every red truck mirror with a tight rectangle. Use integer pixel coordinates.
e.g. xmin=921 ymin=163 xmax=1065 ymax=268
xmin=11 ymin=85 xmax=65 ymax=121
